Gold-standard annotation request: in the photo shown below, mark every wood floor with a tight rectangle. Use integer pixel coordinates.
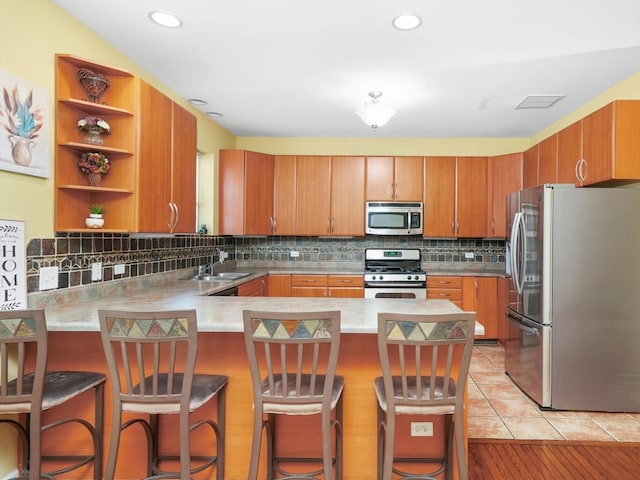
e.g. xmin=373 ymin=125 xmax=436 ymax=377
xmin=468 ymin=439 xmax=640 ymax=479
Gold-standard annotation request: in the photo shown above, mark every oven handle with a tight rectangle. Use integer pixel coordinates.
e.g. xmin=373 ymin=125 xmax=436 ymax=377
xmin=506 ymin=310 xmax=540 ymax=336
xmin=364 ymin=282 xmax=426 ymax=288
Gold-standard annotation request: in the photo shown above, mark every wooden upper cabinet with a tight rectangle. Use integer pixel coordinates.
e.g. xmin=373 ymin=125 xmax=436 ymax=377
xmin=219 ymin=149 xmax=274 ymax=235
xmin=54 ymin=54 xmax=136 ymax=232
xmin=137 ymin=81 xmax=197 ymax=233
xmin=557 ymin=120 xmax=582 ymax=184
xmin=137 ymin=80 xmax=173 ymax=233
xmin=538 ymin=134 xmax=558 ymax=185
xmin=330 ymin=156 xmax=365 ymax=236
xmin=170 ymin=102 xmax=197 ymax=233
xmin=296 ymin=156 xmax=331 ymax=236
xmin=522 ymin=144 xmax=538 ymax=189
xmin=424 ymin=156 xmax=456 ymax=237
xmin=366 ymin=156 xmax=423 ymax=201
xmin=581 ymin=100 xmax=640 ymax=186
xmin=456 ymin=156 xmax=487 ymax=238
xmin=273 ymin=155 xmax=296 ymax=236
xmin=245 ymin=151 xmax=275 ymax=234
xmin=487 ymin=153 xmax=522 ymax=238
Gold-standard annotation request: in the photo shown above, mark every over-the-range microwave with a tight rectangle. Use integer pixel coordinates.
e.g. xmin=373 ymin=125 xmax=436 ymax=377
xmin=365 ymin=201 xmax=423 ymax=235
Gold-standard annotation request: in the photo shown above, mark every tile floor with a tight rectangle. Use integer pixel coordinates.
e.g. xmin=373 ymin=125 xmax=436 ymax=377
xmin=468 ymin=345 xmax=640 ymax=441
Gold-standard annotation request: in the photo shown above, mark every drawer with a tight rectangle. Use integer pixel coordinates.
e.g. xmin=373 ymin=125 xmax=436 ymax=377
xmin=427 ymin=289 xmax=463 ymax=302
xmin=291 ymin=274 xmax=328 ymax=287
xmin=327 ymin=275 xmax=364 ymax=287
xmin=427 ymin=276 xmax=463 ymax=289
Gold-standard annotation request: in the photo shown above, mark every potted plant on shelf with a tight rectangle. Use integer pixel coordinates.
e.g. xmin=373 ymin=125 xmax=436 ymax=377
xmin=85 ymin=203 xmax=105 ymax=229
xmin=78 ymin=151 xmax=110 ymax=186
xmin=77 ymin=115 xmax=110 ymax=145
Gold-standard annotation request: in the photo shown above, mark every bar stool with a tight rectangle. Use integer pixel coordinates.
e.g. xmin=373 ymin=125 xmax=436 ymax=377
xmin=0 ymin=309 xmax=105 ymax=480
xmin=98 ymin=309 xmax=228 ymax=480
xmin=375 ymin=312 xmax=475 ymax=480
xmin=242 ymin=310 xmax=344 ymax=480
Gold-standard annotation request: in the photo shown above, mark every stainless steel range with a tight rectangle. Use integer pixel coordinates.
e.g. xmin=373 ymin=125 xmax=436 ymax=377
xmin=364 ymin=248 xmax=426 ymax=299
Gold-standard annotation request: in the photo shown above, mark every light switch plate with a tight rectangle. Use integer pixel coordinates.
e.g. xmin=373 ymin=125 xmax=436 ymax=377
xmin=465 ymin=252 xmax=474 ymax=259
xmin=91 ymin=262 xmax=102 ymax=281
xmin=114 ymin=264 xmax=125 ymax=275
xmin=39 ymin=266 xmax=59 ymax=290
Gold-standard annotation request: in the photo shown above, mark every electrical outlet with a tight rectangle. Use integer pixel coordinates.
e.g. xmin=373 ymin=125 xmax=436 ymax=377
xmin=39 ymin=266 xmax=59 ymax=290
xmin=410 ymin=422 xmax=433 ymax=437
xmin=465 ymin=252 xmax=474 ymax=259
xmin=222 ymin=251 xmax=229 ymax=259
xmin=290 ymin=250 xmax=300 ymax=258
xmin=114 ymin=264 xmax=125 ymax=275
xmin=91 ymin=262 xmax=103 ymax=281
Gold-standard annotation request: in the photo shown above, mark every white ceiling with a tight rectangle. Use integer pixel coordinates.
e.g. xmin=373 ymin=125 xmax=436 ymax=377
xmin=53 ymin=0 xmax=640 ymax=139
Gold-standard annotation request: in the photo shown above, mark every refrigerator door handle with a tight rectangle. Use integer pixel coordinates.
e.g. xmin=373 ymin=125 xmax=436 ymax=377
xmin=511 ymin=212 xmax=525 ymax=295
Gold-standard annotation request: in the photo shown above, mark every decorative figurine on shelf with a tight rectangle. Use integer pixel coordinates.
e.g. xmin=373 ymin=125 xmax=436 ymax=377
xmin=79 ymin=151 xmax=110 ymax=186
xmin=77 ymin=116 xmax=110 ymax=145
xmin=86 ymin=204 xmax=105 ymax=229
xmin=77 ymin=67 xmax=110 ymax=103
xmin=198 ymin=224 xmax=208 ymax=235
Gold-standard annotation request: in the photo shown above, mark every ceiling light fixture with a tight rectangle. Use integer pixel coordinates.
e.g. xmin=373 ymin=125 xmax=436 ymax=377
xmin=356 ymin=91 xmax=397 ymax=129
xmin=188 ymin=98 xmax=207 ymax=106
xmin=206 ymin=112 xmax=223 ymax=118
xmin=392 ymin=14 xmax=422 ymax=31
xmin=149 ymin=11 xmax=183 ymax=28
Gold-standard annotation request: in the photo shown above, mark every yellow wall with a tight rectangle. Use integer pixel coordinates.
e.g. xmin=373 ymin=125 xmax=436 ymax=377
xmin=0 ymin=0 xmax=234 ymax=241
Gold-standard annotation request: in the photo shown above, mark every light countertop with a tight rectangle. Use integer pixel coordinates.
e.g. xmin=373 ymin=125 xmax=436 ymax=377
xmin=32 ymin=271 xmax=483 ymax=335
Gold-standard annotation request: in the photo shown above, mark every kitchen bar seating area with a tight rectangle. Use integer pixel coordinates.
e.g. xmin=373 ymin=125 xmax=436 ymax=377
xmin=2 ymin=295 xmax=477 ymax=479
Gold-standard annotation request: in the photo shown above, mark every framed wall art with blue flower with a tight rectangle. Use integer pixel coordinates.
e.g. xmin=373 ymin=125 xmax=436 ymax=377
xmin=0 ymin=69 xmax=50 ymax=178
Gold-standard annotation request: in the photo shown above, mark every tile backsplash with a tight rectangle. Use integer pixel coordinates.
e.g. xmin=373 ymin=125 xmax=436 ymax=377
xmin=26 ymin=233 xmax=505 ymax=293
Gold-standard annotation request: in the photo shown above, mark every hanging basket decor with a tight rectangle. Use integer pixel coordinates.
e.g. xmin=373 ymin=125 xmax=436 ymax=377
xmin=79 ymin=152 xmax=110 ymax=186
xmin=77 ymin=67 xmax=110 ymax=103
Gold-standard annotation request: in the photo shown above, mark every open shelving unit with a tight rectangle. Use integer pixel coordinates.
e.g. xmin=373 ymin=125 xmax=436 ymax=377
xmin=54 ymin=54 xmax=137 ymax=232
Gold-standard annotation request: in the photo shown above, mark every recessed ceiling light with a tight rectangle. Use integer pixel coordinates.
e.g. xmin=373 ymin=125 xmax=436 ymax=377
xmin=188 ymin=98 xmax=207 ymax=106
xmin=392 ymin=14 xmax=422 ymax=31
xmin=149 ymin=11 xmax=182 ymax=28
xmin=206 ymin=112 xmax=223 ymax=118
xmin=515 ymin=95 xmax=565 ymax=109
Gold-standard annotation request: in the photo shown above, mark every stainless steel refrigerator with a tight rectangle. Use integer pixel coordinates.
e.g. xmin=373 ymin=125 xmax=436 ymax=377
xmin=505 ymin=184 xmax=640 ymax=412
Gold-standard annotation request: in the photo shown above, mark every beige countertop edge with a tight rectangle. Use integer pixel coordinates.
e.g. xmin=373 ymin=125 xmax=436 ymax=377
xmin=39 ymin=295 xmax=484 ymax=336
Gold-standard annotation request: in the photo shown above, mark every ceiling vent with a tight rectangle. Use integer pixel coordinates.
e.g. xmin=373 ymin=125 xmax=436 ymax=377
xmin=515 ymin=95 xmax=565 ymax=109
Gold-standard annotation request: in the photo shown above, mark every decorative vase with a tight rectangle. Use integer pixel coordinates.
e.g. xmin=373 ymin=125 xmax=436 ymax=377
xmin=84 ymin=127 xmax=104 ymax=145
xmin=87 ymin=173 xmax=102 ymax=186
xmin=8 ymin=134 xmax=35 ymax=166
xmin=85 ymin=214 xmax=104 ymax=229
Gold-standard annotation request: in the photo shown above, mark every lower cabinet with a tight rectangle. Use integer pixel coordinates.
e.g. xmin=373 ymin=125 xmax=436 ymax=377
xmin=462 ymin=276 xmax=498 ymax=340
xmin=238 ymin=277 xmax=267 ymax=296
xmin=428 ymin=275 xmax=498 ymax=340
xmin=275 ymin=274 xmax=364 ymax=298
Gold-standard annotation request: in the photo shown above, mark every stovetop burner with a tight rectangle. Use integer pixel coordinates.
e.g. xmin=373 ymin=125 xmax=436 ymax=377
xmin=364 ymin=248 xmax=426 ymax=284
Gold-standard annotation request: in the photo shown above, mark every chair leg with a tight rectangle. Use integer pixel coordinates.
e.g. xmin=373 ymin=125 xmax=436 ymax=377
xmin=179 ymin=410 xmax=191 ymax=480
xmin=247 ymin=405 xmax=264 ymax=480
xmin=445 ymin=414 xmax=454 ymax=480
xmin=335 ymin=396 xmax=343 ymax=480
xmin=92 ymin=382 xmax=105 ymax=480
xmin=216 ymin=386 xmax=226 ymax=480
xmin=27 ymin=410 xmax=42 ymax=480
xmin=382 ymin=409 xmax=395 ymax=480
xmin=104 ymin=403 xmax=122 ymax=480
xmin=376 ymin=405 xmax=384 ymax=480
xmin=321 ymin=408 xmax=332 ymax=479
xmin=266 ymin=413 xmax=275 ymax=480
xmin=454 ymin=410 xmax=468 ymax=480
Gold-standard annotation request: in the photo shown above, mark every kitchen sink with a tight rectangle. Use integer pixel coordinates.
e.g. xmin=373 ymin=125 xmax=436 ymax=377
xmin=192 ymin=272 xmax=251 ymax=281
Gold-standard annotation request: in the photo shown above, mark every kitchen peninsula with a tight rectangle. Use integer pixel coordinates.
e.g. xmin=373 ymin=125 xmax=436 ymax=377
xmin=30 ymin=272 xmax=481 ymax=479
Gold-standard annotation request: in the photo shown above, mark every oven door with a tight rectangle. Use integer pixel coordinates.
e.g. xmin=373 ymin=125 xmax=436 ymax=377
xmin=364 ymin=287 xmax=427 ymax=299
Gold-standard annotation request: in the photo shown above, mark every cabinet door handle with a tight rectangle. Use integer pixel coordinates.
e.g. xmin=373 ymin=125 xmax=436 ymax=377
xmin=167 ymin=202 xmax=175 ymax=229
xmin=173 ymin=203 xmax=179 ymax=229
